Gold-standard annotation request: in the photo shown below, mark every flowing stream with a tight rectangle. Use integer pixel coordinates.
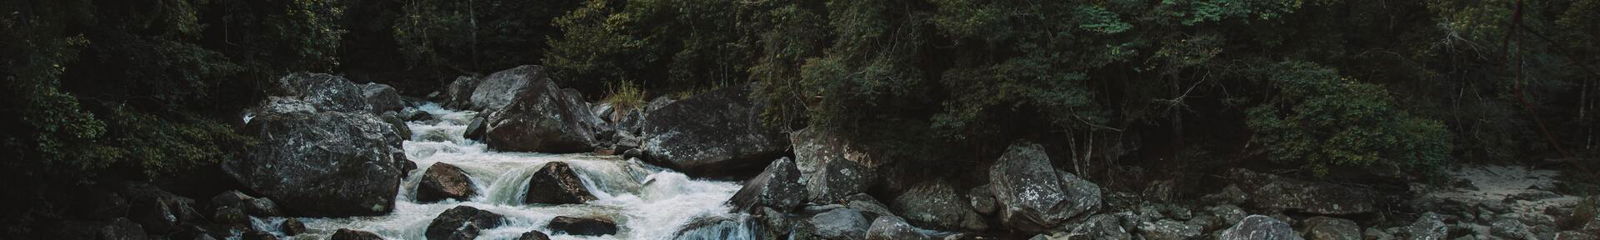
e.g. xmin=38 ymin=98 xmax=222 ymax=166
xmin=256 ymin=103 xmax=748 ymax=240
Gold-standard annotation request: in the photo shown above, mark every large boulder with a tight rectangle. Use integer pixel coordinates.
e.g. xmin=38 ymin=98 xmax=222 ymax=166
xmin=482 ymin=68 xmax=603 ymax=153
xmin=209 ymin=190 xmax=280 ymax=217
xmin=640 ymin=85 xmax=789 ymax=177
xmin=1223 ymin=168 xmax=1377 ymax=215
xmin=470 ymin=65 xmax=544 ymax=111
xmin=524 ymin=162 xmax=598 ymax=205
xmin=548 ymin=216 xmax=618 ymax=236
xmin=361 ymin=83 xmax=404 ymax=114
xmin=892 ymin=180 xmax=988 ymax=231
xmin=808 ymin=208 xmax=870 ymax=239
xmin=271 ymin=73 xmax=372 ymax=113
xmin=729 ymin=157 xmax=805 ymax=213
xmin=865 ymin=216 xmax=930 ymax=240
xmin=445 ymin=76 xmax=482 ymax=109
xmin=987 ymin=141 xmax=1102 ymax=233
xmin=120 ymin=184 xmax=204 ymax=234
xmin=1300 ymin=217 xmax=1360 ymax=240
xmin=1219 ymin=215 xmax=1302 ymax=240
xmin=417 ymin=163 xmax=476 ymax=203
xmin=791 ymin=128 xmax=880 ymax=203
xmin=1069 ymin=214 xmax=1133 ymax=240
xmin=425 ymin=206 xmax=505 ymax=240
xmin=229 ymin=78 xmax=405 ymax=217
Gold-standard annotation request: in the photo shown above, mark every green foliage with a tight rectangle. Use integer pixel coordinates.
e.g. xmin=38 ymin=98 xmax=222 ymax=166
xmin=394 ymin=0 xmax=577 ymax=73
xmin=1244 ymin=61 xmax=1452 ymax=175
xmin=602 ymin=81 xmax=646 ymax=112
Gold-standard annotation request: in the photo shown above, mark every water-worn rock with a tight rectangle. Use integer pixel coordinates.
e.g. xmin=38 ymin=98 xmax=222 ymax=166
xmin=445 ymin=76 xmax=482 ymax=109
xmin=1224 ymin=169 xmax=1378 ymax=215
xmin=417 ymin=163 xmax=476 ymax=203
xmin=1491 ymin=219 xmax=1538 ymax=240
xmin=1220 ymin=215 xmax=1302 ymax=240
xmin=810 ymin=208 xmax=870 ymax=239
xmin=548 ymin=216 xmax=618 ymax=236
xmin=380 ymin=112 xmax=412 ymax=141
xmin=640 ymin=85 xmax=789 ymax=177
xmin=271 ymin=72 xmax=372 ymax=113
xmin=425 ymin=206 xmax=505 ymax=240
xmin=483 ymin=67 xmax=603 ymax=153
xmin=792 ymin=127 xmax=880 ymax=203
xmin=672 ymin=216 xmax=770 ymax=240
xmin=331 ymin=229 xmax=386 ymax=240
xmin=470 ymin=65 xmax=543 ymax=111
xmin=730 ymin=157 xmax=805 ymax=213
xmin=1301 ymin=217 xmax=1360 ymax=240
xmin=518 ymin=231 xmax=551 ymax=240
xmin=463 ymin=115 xmax=487 ymax=141
xmin=524 ymin=162 xmax=598 ymax=204
xmin=865 ymin=216 xmax=929 ymax=240
xmin=1070 ymin=214 xmax=1133 ymax=240
xmin=892 ymin=180 xmax=988 ymax=231
xmin=121 ymin=184 xmax=203 ymax=234
xmin=209 ymin=191 xmax=280 ymax=217
xmin=362 ymin=83 xmax=404 ymax=114
xmin=1406 ymin=212 xmax=1449 ymax=240
xmin=988 ymin=141 xmax=1102 ymax=233
xmin=1141 ymin=219 xmax=1202 ymax=240
xmin=280 ymin=218 xmax=306 ymax=236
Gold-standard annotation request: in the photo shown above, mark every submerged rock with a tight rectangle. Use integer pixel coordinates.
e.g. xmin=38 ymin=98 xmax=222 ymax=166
xmin=1301 ymin=216 xmax=1360 ymax=240
xmin=417 ymin=163 xmax=476 ymax=203
xmin=729 ymin=157 xmax=805 ymax=213
xmin=1224 ymin=168 xmax=1378 ymax=215
xmin=640 ymin=85 xmax=789 ymax=177
xmin=1219 ymin=215 xmax=1302 ymax=240
xmin=987 ymin=141 xmax=1102 ymax=233
xmin=548 ymin=216 xmax=618 ymax=236
xmin=892 ymin=180 xmax=988 ymax=231
xmin=524 ymin=162 xmax=597 ymax=205
xmin=331 ymin=229 xmax=385 ymax=240
xmin=483 ymin=67 xmax=603 ymax=153
xmin=425 ymin=206 xmax=505 ymax=240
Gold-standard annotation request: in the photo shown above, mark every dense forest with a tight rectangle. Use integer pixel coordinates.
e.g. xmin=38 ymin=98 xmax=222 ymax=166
xmin=3 ymin=0 xmax=1599 ymax=239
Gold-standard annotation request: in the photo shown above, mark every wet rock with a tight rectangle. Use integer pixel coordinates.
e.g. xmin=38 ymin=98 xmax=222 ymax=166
xmin=672 ymin=216 xmax=770 ymax=240
xmin=640 ymin=85 xmax=789 ymax=177
xmin=279 ymin=218 xmax=306 ymax=236
xmin=844 ymin=193 xmax=896 ymax=219
xmin=463 ymin=115 xmax=486 ymax=141
xmin=211 ymin=207 xmax=248 ymax=225
xmin=241 ymin=230 xmax=278 ymax=240
xmin=730 ymin=157 xmax=805 ymax=213
xmin=229 ymin=89 xmax=404 ymax=217
xmin=548 ymin=216 xmax=618 ymax=236
xmin=792 ymin=127 xmax=879 ymax=203
xmin=1224 ymin=169 xmax=1378 ymax=215
xmin=331 ymin=228 xmax=386 ymax=240
xmin=470 ymin=65 xmax=543 ymax=111
xmin=1491 ymin=219 xmax=1538 ymax=240
xmin=445 ymin=76 xmax=482 ymax=109
xmin=1219 ymin=215 xmax=1302 ymax=240
xmin=1406 ymin=212 xmax=1450 ymax=240
xmin=483 ymin=67 xmax=603 ymax=153
xmin=362 ymin=83 xmax=404 ymax=114
xmin=865 ymin=216 xmax=929 ymax=240
xmin=517 ymin=231 xmax=551 ymax=240
xmin=524 ymin=162 xmax=598 ymax=205
xmin=100 ymin=218 xmax=149 ymax=240
xmin=425 ymin=206 xmax=505 ymax=240
xmin=417 ymin=163 xmax=476 ymax=203
xmin=809 ymin=208 xmax=870 ymax=239
xmin=987 ymin=141 xmax=1102 ymax=233
xmin=1140 ymin=219 xmax=1202 ymax=240
xmin=397 ymin=158 xmax=418 ymax=178
xmin=1301 ymin=216 xmax=1360 ymax=240
xmin=380 ymin=112 xmax=411 ymax=141
xmin=892 ymin=180 xmax=988 ymax=231
xmin=209 ymin=191 xmax=280 ymax=217
xmin=1069 ymin=214 xmax=1132 ymax=240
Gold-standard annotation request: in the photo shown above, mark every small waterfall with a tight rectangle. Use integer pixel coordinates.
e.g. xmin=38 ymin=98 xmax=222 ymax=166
xmin=266 ymin=103 xmax=747 ymax=240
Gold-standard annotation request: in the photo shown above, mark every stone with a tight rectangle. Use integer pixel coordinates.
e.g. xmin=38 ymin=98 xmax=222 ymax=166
xmin=380 ymin=112 xmax=411 ymax=141
xmin=1224 ymin=168 xmax=1378 ymax=215
xmin=672 ymin=216 xmax=770 ymax=240
xmin=729 ymin=157 xmax=805 ymax=213
xmin=866 ymin=216 xmax=929 ymax=240
xmin=100 ymin=218 xmax=149 ymax=240
xmin=241 ymin=230 xmax=278 ymax=240
xmin=425 ymin=206 xmax=505 ymax=240
xmin=1406 ymin=212 xmax=1450 ymax=240
xmin=270 ymin=72 xmax=372 ymax=113
xmin=1300 ymin=217 xmax=1360 ymax=240
xmin=640 ymin=85 xmax=789 ymax=177
xmin=892 ymin=180 xmax=988 ymax=231
xmin=844 ymin=193 xmax=896 ymax=219
xmin=969 ymin=185 xmax=998 ymax=216
xmin=331 ymin=229 xmax=386 ymax=240
xmin=524 ymin=162 xmax=598 ymax=205
xmin=1490 ymin=219 xmax=1538 ymax=240
xmin=809 ymin=208 xmax=870 ymax=239
xmin=518 ymin=231 xmax=551 ymax=240
xmin=483 ymin=68 xmax=604 ymax=153
xmin=209 ymin=191 xmax=280 ymax=217
xmin=1140 ymin=219 xmax=1202 ymax=240
xmin=120 ymin=184 xmax=202 ymax=234
xmin=279 ymin=219 xmax=307 ymax=236
xmin=463 ymin=115 xmax=486 ymax=141
xmin=548 ymin=216 xmax=618 ymax=236
xmin=1219 ymin=215 xmax=1302 ymax=240
xmin=470 ymin=65 xmax=543 ymax=111
xmin=987 ymin=141 xmax=1102 ymax=233
xmin=417 ymin=163 xmax=476 ymax=203
xmin=1069 ymin=214 xmax=1132 ymax=240
xmin=445 ymin=76 xmax=482 ymax=109
xmin=229 ymin=91 xmax=404 ymax=216
xmin=362 ymin=83 xmax=404 ymax=114
xmin=791 ymin=127 xmax=880 ymax=203
xmin=212 ymin=207 xmax=247 ymax=225
xmin=1556 ymin=231 xmax=1598 ymax=240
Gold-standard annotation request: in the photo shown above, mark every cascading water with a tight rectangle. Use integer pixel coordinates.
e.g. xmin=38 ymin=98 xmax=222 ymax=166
xmin=255 ymin=103 xmax=757 ymax=240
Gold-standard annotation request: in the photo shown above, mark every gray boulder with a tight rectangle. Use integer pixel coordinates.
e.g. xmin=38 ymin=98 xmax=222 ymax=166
xmin=120 ymin=184 xmax=203 ymax=234
xmin=987 ymin=141 xmax=1102 ymax=233
xmin=1219 ymin=215 xmax=1302 ymax=240
xmin=729 ymin=157 xmax=805 ymax=213
xmin=640 ymin=85 xmax=789 ymax=177
xmin=1070 ymin=214 xmax=1132 ymax=240
xmin=271 ymin=73 xmax=371 ymax=113
xmin=362 ymin=83 xmax=404 ymax=114
xmin=892 ymin=180 xmax=987 ymax=231
xmin=792 ymin=127 xmax=879 ymax=203
xmin=425 ymin=206 xmax=505 ymax=240
xmin=1406 ymin=212 xmax=1449 ymax=240
xmin=1224 ymin=168 xmax=1378 ymax=215
xmin=517 ymin=231 xmax=551 ymax=240
xmin=483 ymin=69 xmax=603 ymax=153
xmin=1140 ymin=220 xmax=1202 ymax=240
xmin=1490 ymin=219 xmax=1537 ymax=240
xmin=417 ymin=163 xmax=476 ymax=203
xmin=229 ymin=94 xmax=404 ymax=216
xmin=445 ymin=76 xmax=481 ymax=109
xmin=810 ymin=208 xmax=871 ymax=239
xmin=100 ymin=218 xmax=149 ymax=240
xmin=1301 ymin=217 xmax=1360 ymax=240
xmin=209 ymin=190 xmax=279 ymax=217
xmin=470 ymin=65 xmax=543 ymax=111
xmin=524 ymin=162 xmax=598 ymax=205
xmin=865 ymin=216 xmax=929 ymax=240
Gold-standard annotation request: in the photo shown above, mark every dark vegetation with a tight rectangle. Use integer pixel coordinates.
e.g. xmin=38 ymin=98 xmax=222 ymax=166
xmin=2 ymin=0 xmax=1597 ymax=237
